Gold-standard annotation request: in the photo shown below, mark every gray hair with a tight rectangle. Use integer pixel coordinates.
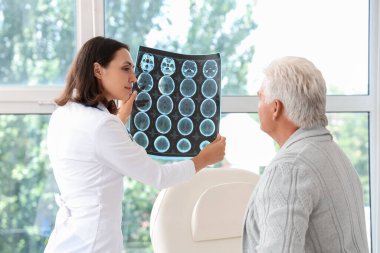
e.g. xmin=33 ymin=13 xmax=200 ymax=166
xmin=263 ymin=56 xmax=328 ymax=128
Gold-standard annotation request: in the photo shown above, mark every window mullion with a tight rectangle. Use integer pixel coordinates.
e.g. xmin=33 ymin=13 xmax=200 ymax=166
xmin=0 ymin=87 xmax=61 ymax=114
xmin=369 ymin=0 xmax=380 ymax=251
xmin=76 ymin=0 xmax=105 ymax=49
xmin=220 ymin=96 xmax=373 ymax=113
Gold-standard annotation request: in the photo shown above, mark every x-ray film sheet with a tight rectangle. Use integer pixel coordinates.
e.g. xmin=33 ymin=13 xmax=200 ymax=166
xmin=130 ymin=46 xmax=221 ymax=157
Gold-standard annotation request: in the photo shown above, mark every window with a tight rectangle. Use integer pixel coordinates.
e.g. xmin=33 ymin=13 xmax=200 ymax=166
xmin=0 ymin=0 xmax=76 ymax=114
xmin=0 ymin=0 xmax=75 ymax=87
xmin=250 ymin=0 xmax=369 ymax=95
xmin=0 ymin=0 xmax=379 ymax=252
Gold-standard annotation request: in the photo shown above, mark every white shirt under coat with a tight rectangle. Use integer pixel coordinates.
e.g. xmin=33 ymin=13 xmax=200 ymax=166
xmin=44 ymin=102 xmax=195 ymax=253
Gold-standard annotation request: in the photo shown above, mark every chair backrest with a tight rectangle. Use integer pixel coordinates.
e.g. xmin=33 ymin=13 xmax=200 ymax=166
xmin=150 ymin=168 xmax=260 ymax=253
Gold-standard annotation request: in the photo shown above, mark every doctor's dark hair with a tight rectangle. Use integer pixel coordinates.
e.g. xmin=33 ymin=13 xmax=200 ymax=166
xmin=55 ymin=36 xmax=130 ymax=114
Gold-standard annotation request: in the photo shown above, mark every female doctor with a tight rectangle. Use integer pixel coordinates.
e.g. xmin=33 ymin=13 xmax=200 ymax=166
xmin=44 ymin=36 xmax=226 ymax=253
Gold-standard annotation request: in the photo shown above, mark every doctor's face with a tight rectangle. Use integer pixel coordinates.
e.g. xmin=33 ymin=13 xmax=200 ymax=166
xmin=97 ymin=48 xmax=137 ymax=101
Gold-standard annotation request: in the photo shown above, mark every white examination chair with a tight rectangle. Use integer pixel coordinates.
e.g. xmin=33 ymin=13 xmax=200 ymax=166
xmin=150 ymin=168 xmax=260 ymax=253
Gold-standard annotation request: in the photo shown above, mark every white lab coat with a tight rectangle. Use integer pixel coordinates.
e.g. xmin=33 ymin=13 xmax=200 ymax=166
xmin=44 ymin=102 xmax=195 ymax=253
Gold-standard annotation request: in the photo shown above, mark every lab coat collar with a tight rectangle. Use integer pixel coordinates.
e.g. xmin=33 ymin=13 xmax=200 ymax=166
xmin=81 ymin=102 xmax=108 ymax=112
xmin=96 ymin=102 xmax=108 ymax=112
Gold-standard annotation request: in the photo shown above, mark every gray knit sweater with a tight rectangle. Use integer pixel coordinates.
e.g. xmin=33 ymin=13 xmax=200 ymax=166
xmin=243 ymin=127 xmax=369 ymax=253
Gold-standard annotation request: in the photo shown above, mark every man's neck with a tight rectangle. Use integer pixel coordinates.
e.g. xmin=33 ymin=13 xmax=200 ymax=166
xmin=273 ymin=123 xmax=299 ymax=147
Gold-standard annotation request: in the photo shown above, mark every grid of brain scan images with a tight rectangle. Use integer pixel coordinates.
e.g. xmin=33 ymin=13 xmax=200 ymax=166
xmin=129 ymin=46 xmax=221 ymax=157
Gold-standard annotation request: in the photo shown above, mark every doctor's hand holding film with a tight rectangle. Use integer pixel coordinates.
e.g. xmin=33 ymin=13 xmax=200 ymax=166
xmin=191 ymin=134 xmax=226 ymax=172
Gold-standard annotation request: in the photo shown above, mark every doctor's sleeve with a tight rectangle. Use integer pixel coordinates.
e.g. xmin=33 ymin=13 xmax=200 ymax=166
xmin=94 ymin=117 xmax=195 ymax=189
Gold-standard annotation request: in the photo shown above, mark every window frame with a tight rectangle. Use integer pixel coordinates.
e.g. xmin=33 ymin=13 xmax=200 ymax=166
xmin=0 ymin=0 xmax=378 ymax=251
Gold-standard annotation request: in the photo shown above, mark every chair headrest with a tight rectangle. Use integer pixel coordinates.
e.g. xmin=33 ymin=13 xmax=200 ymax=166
xmin=192 ymin=182 xmax=257 ymax=241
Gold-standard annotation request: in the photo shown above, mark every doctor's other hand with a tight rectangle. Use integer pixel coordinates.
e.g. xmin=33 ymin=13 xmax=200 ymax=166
xmin=191 ymin=134 xmax=226 ymax=172
xmin=117 ymin=91 xmax=138 ymax=124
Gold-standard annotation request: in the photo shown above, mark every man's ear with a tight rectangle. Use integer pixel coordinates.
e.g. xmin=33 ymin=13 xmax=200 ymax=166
xmin=94 ymin=62 xmax=103 ymax=79
xmin=273 ymin=99 xmax=283 ymax=120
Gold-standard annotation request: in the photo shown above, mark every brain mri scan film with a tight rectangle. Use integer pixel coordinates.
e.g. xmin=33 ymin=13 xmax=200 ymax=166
xmin=178 ymin=97 xmax=195 ymax=117
xmin=134 ymin=112 xmax=150 ymax=131
xmin=158 ymin=76 xmax=175 ymax=95
xmin=133 ymin=131 xmax=149 ymax=149
xmin=199 ymin=119 xmax=216 ymax=137
xmin=177 ymin=117 xmax=194 ymax=136
xmin=180 ymin=78 xmax=197 ymax=97
xmin=157 ymin=95 xmax=174 ymax=115
xmin=135 ymin=92 xmax=152 ymax=112
xmin=155 ymin=115 xmax=172 ymax=134
xmin=140 ymin=53 xmax=155 ymax=72
xmin=154 ymin=135 xmax=170 ymax=153
xmin=181 ymin=60 xmax=198 ymax=78
xmin=200 ymin=99 xmax=217 ymax=118
xmin=201 ymin=79 xmax=218 ymax=98
xmin=203 ymin=60 xmax=218 ymax=78
xmin=160 ymin=57 xmax=176 ymax=76
xmin=199 ymin=140 xmax=210 ymax=150
xmin=130 ymin=46 xmax=221 ymax=157
xmin=177 ymin=138 xmax=192 ymax=153
xmin=137 ymin=73 xmax=154 ymax=91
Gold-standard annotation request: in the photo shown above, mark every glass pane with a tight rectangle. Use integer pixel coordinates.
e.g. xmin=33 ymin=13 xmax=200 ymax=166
xmin=0 ymin=0 xmax=76 ymax=86
xmin=250 ymin=0 xmax=369 ymax=95
xmin=0 ymin=115 xmax=55 ymax=253
xmin=218 ymin=112 xmax=370 ymax=250
xmin=122 ymin=180 xmax=157 ymax=253
xmin=105 ymin=0 xmax=257 ymax=96
xmin=104 ymin=0 xmax=368 ymax=96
